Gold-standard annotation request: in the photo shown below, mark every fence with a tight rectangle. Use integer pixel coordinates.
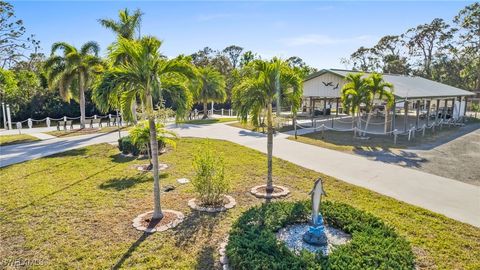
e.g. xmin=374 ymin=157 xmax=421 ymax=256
xmin=293 ymin=116 xmax=465 ymax=145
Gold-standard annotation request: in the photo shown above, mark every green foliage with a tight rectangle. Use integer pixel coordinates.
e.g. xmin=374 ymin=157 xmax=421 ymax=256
xmin=125 ymin=120 xmax=177 ymax=157
xmin=118 ymin=136 xmax=140 ymax=156
xmin=227 ymin=201 xmax=415 ymax=270
xmin=192 ymin=142 xmax=229 ymax=206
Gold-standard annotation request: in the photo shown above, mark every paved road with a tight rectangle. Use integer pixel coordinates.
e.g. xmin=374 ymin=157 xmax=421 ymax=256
xmin=1 ymin=123 xmax=479 ymax=228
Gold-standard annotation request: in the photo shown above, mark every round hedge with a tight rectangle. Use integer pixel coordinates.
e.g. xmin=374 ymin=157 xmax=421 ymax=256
xmin=226 ymin=201 xmax=415 ymax=270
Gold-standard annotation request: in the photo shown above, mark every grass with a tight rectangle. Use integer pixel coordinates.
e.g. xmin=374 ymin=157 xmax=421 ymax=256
xmin=179 ymin=117 xmax=238 ymax=125
xmin=287 ymin=123 xmax=471 ymax=153
xmin=228 ymin=121 xmax=296 ymax=133
xmin=46 ymin=126 xmax=130 ymax=138
xmin=0 ymin=139 xmax=479 ymax=269
xmin=0 ymin=134 xmax=39 ymax=146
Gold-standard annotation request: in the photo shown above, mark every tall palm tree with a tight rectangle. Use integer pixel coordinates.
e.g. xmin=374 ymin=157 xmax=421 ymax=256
xmin=99 ymin=8 xmax=143 ymax=123
xmin=363 ymin=73 xmax=394 ymax=136
xmin=98 ymin=8 xmax=143 ymax=40
xmin=233 ymin=58 xmax=302 ymax=193
xmin=341 ymin=73 xmax=368 ymax=136
xmin=45 ymin=41 xmax=103 ymax=128
xmin=194 ymin=66 xmax=226 ymax=119
xmin=106 ymin=36 xmax=194 ymax=219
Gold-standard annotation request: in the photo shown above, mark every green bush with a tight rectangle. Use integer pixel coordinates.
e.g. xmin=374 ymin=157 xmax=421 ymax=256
xmin=118 ymin=135 xmax=166 ymax=156
xmin=192 ymin=144 xmax=229 ymax=206
xmin=227 ymin=201 xmax=415 ymax=270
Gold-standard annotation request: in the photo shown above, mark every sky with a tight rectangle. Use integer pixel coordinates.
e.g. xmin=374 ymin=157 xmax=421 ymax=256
xmin=13 ymin=1 xmax=474 ymax=69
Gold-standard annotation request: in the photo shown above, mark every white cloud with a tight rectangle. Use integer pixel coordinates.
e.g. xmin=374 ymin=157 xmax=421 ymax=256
xmin=282 ymin=34 xmax=374 ymax=47
xmin=196 ymin=13 xmax=233 ymax=22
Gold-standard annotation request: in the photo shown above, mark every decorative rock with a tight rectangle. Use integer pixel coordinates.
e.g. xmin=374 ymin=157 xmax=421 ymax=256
xmin=163 ymin=185 xmax=175 ymax=192
xmin=276 ymin=223 xmax=351 ymax=255
xmin=136 ymin=163 xmax=168 ymax=172
xmin=177 ymin=178 xmax=190 ymax=184
xmin=188 ymin=195 xmax=236 ymax=213
xmin=219 ymin=236 xmax=230 ymax=270
xmin=250 ymin=184 xmax=290 ymax=199
xmin=132 ymin=210 xmax=184 ymax=233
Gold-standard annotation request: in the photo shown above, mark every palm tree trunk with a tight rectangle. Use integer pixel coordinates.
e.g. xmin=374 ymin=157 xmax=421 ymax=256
xmin=146 ymin=92 xmax=162 ymax=219
xmin=266 ymin=102 xmax=274 ymax=193
xmin=364 ymin=111 xmax=372 ymax=136
xmin=384 ymin=107 xmax=389 ymax=134
xmin=131 ymin=101 xmax=138 ymax=124
xmin=202 ymin=101 xmax=208 ymax=119
xmin=79 ymin=73 xmax=86 ymax=129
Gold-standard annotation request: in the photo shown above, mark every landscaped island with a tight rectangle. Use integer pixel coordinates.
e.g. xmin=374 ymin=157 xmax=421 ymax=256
xmin=0 ymin=138 xmax=479 ymax=269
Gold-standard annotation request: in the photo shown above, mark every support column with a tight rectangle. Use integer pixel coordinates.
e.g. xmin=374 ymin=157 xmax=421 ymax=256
xmin=426 ymin=100 xmax=431 ymax=126
xmin=435 ymin=99 xmax=440 ymax=122
xmin=335 ymin=98 xmax=339 ymax=117
xmin=415 ymin=100 xmax=420 ymax=128
xmin=391 ymin=97 xmax=396 ymax=132
xmin=463 ymin=96 xmax=468 ymax=119
xmin=404 ymin=100 xmax=409 ymax=132
xmin=443 ymin=99 xmax=448 ymax=121
xmin=323 ymin=97 xmax=327 ymax=116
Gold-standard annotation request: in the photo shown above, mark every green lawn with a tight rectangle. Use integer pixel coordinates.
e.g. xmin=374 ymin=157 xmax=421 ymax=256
xmin=0 ymin=134 xmax=40 ymax=146
xmin=228 ymin=121 xmax=296 ymax=133
xmin=0 ymin=139 xmax=479 ymax=269
xmin=179 ymin=117 xmax=238 ymax=125
xmin=46 ymin=126 xmax=130 ymax=138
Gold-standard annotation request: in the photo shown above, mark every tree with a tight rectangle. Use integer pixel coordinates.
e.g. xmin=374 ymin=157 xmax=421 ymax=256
xmin=404 ymin=18 xmax=455 ymax=78
xmin=44 ymin=42 xmax=104 ymax=128
xmin=373 ymin=35 xmax=410 ymax=74
xmin=105 ymin=36 xmax=195 ymax=219
xmin=223 ymin=45 xmax=243 ymax=69
xmin=240 ymin=51 xmax=256 ymax=68
xmin=454 ymin=3 xmax=480 ymax=93
xmin=98 ymin=8 xmax=143 ymax=40
xmin=99 ymin=8 xmax=144 ymax=123
xmin=363 ymin=73 xmax=394 ymax=136
xmin=194 ymin=66 xmax=226 ymax=118
xmin=342 ymin=46 xmax=379 ymax=72
xmin=233 ymin=58 xmax=302 ymax=193
xmin=341 ymin=73 xmax=368 ymax=136
xmin=286 ymin=56 xmax=317 ymax=78
xmin=0 ymin=1 xmax=40 ymax=68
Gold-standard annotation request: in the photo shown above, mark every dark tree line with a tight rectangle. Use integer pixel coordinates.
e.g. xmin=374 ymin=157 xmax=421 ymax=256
xmin=342 ymin=3 xmax=480 ymax=94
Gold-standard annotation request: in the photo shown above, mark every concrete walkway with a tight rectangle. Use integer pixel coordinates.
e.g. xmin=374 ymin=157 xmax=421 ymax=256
xmin=0 ymin=123 xmax=479 ymax=227
xmin=169 ymin=123 xmax=480 ymax=228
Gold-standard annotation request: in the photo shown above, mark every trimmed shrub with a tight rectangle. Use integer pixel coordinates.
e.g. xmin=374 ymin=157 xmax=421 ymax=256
xmin=118 ymin=135 xmax=166 ymax=156
xmin=192 ymin=143 xmax=229 ymax=206
xmin=227 ymin=201 xmax=415 ymax=270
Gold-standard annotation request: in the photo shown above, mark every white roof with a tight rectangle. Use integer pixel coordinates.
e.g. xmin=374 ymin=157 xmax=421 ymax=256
xmin=305 ymin=69 xmax=475 ymax=99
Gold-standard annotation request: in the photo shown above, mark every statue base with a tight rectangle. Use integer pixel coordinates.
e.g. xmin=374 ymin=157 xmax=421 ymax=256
xmin=303 ymin=224 xmax=328 ymax=246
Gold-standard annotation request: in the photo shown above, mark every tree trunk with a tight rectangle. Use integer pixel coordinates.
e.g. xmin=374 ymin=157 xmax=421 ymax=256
xmin=116 ymin=108 xmax=121 ymax=139
xmin=363 ymin=111 xmax=372 ymax=136
xmin=266 ymin=102 xmax=274 ymax=193
xmin=146 ymin=92 xmax=162 ymax=219
xmin=79 ymin=73 xmax=86 ymax=129
xmin=131 ymin=101 xmax=138 ymax=124
xmin=384 ymin=107 xmax=390 ymax=134
xmin=202 ymin=101 xmax=208 ymax=119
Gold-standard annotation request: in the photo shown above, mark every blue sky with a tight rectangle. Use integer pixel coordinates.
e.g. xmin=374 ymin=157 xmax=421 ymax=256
xmin=14 ymin=1 xmax=474 ymax=69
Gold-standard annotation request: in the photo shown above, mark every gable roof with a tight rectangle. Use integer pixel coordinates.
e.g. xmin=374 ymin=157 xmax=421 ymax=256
xmin=305 ymin=69 xmax=475 ymax=99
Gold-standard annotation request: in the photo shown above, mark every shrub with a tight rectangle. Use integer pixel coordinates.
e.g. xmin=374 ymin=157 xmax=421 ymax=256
xmin=227 ymin=201 xmax=415 ymax=270
xmin=118 ymin=135 xmax=166 ymax=156
xmin=192 ymin=143 xmax=229 ymax=206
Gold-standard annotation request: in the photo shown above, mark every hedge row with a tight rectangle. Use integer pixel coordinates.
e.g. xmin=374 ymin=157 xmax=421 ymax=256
xmin=226 ymin=201 xmax=415 ymax=270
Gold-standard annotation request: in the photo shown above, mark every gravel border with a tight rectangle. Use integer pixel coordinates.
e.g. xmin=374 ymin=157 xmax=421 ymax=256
xmin=188 ymin=195 xmax=236 ymax=213
xmin=250 ymin=184 xmax=290 ymax=198
xmin=132 ymin=209 xmax=184 ymax=233
xmin=218 ymin=236 xmax=230 ymax=270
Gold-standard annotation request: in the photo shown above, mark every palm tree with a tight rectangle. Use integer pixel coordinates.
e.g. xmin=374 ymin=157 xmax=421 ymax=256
xmin=363 ymin=73 xmax=394 ymax=136
xmin=105 ymin=36 xmax=194 ymax=219
xmin=99 ymin=8 xmax=144 ymax=123
xmin=233 ymin=58 xmax=302 ymax=193
xmin=98 ymin=8 xmax=143 ymax=40
xmin=194 ymin=66 xmax=226 ymax=119
xmin=45 ymin=41 xmax=103 ymax=128
xmin=341 ymin=73 xmax=368 ymax=137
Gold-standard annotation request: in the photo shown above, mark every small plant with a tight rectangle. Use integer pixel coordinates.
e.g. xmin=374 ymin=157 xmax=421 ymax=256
xmin=192 ymin=143 xmax=229 ymax=206
xmin=126 ymin=120 xmax=177 ymax=160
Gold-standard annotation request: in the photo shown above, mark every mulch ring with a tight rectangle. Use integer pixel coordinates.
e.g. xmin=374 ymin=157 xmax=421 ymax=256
xmin=188 ymin=195 xmax=236 ymax=213
xmin=132 ymin=210 xmax=184 ymax=233
xmin=250 ymin=184 xmax=290 ymax=199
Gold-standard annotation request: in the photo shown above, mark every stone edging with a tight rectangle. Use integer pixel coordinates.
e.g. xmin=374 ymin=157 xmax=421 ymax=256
xmin=219 ymin=236 xmax=230 ymax=270
xmin=188 ymin=195 xmax=236 ymax=213
xmin=250 ymin=184 xmax=290 ymax=198
xmin=132 ymin=209 xmax=184 ymax=233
